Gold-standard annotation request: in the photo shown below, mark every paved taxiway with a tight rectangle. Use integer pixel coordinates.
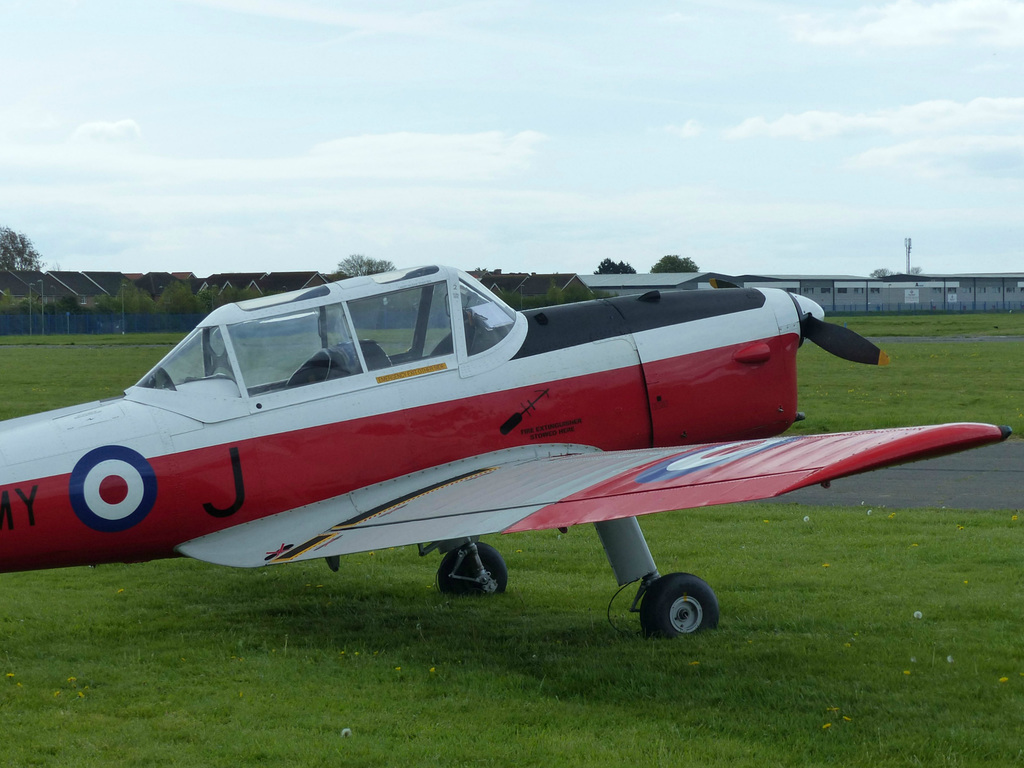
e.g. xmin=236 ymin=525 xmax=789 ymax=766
xmin=766 ymin=440 xmax=1023 ymax=510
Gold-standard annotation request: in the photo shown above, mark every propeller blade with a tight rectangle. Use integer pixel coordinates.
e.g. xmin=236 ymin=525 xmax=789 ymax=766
xmin=709 ymin=277 xmax=739 ymax=289
xmin=801 ymin=315 xmax=890 ymax=366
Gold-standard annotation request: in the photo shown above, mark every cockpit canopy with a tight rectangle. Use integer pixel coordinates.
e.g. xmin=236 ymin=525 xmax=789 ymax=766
xmin=134 ymin=266 xmax=518 ymax=405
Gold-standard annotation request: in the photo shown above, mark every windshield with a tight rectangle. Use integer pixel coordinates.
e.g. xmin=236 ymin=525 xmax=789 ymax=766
xmin=459 ymin=282 xmax=515 ymax=355
xmin=137 ymin=326 xmax=239 ymax=396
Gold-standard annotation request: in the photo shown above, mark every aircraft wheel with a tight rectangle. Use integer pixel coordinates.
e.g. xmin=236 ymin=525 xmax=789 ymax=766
xmin=437 ymin=542 xmax=507 ymax=595
xmin=640 ymin=572 xmax=719 ymax=637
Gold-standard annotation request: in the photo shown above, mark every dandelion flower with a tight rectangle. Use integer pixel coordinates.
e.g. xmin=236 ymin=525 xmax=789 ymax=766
xmin=822 ymin=723 xmax=832 ymax=730
xmin=999 ymin=677 xmax=1009 ymax=683
xmin=913 ymin=611 xmax=923 ymax=619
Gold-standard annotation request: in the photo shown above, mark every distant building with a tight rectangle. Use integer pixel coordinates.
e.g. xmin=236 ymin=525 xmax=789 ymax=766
xmin=470 ymin=270 xmax=588 ymax=298
xmin=580 ymin=272 xmax=739 ymax=296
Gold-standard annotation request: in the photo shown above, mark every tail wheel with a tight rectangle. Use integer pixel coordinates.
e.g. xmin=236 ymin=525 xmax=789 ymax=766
xmin=640 ymin=572 xmax=719 ymax=637
xmin=437 ymin=541 xmax=507 ymax=595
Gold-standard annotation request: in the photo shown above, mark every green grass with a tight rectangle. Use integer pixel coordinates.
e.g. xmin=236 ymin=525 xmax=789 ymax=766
xmin=837 ymin=311 xmax=1024 ymax=338
xmin=1 ymin=327 xmax=1022 ymax=766
xmin=2 ymin=509 xmax=1021 ymax=767
xmin=0 ymin=345 xmax=170 ymax=421
xmin=791 ymin=341 xmax=1024 ymax=436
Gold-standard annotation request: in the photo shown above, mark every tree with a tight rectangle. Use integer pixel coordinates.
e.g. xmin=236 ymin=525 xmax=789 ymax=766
xmin=651 ymin=254 xmax=699 ymax=273
xmin=594 ymin=258 xmax=636 ymax=275
xmin=158 ymin=280 xmax=201 ymax=314
xmin=0 ymin=227 xmax=43 ymax=270
xmin=870 ymin=268 xmax=894 ymax=278
xmin=95 ymin=281 xmax=155 ymax=314
xmin=336 ymin=255 xmax=396 ymax=278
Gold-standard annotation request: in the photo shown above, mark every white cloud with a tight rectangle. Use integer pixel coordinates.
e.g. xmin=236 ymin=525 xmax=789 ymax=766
xmin=665 ymin=120 xmax=704 ymax=139
xmin=848 ymin=135 xmax=1024 ymax=178
xmin=173 ymin=0 xmax=469 ymax=37
xmin=0 ymin=130 xmax=546 ymax=184
xmin=70 ymin=119 xmax=142 ymax=144
xmin=308 ymin=131 xmax=546 ymax=180
xmin=727 ymin=98 xmax=1024 ymax=140
xmin=788 ymin=0 xmax=1024 ymax=47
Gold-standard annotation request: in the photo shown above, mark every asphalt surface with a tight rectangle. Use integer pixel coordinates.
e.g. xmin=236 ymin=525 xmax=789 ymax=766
xmin=765 ymin=439 xmax=1023 ymax=510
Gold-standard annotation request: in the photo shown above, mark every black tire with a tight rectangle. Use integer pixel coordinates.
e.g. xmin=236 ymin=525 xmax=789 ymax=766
xmin=437 ymin=542 xmax=508 ymax=595
xmin=640 ymin=572 xmax=719 ymax=637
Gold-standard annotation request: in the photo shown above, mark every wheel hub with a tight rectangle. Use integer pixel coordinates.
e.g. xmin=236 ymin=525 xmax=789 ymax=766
xmin=668 ymin=595 xmax=703 ymax=633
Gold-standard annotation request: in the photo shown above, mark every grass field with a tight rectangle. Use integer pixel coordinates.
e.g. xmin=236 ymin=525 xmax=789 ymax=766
xmin=839 ymin=311 xmax=1024 ymax=338
xmin=1 ymin=325 xmax=1022 ymax=767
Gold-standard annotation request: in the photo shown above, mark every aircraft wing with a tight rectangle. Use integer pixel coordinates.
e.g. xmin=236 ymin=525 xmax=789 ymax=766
xmin=177 ymin=423 xmax=1009 ymax=568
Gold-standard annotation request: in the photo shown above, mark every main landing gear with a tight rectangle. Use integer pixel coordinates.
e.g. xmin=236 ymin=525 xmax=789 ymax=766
xmin=596 ymin=516 xmax=719 ymax=637
xmin=425 ymin=518 xmax=717 ymax=638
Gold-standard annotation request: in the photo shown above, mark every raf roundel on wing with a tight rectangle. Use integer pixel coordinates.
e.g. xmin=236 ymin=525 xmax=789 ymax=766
xmin=635 ymin=437 xmax=800 ymax=484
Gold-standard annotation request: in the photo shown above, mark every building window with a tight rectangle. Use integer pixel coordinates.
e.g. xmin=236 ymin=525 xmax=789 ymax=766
xmin=837 ymin=287 xmax=848 ymax=294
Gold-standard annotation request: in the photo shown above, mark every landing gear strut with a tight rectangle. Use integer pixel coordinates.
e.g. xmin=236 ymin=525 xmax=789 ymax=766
xmin=596 ymin=516 xmax=719 ymax=637
xmin=436 ymin=541 xmax=508 ymax=595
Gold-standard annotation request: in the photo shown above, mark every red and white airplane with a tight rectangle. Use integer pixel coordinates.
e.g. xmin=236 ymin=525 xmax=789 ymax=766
xmin=0 ymin=266 xmax=1008 ymax=636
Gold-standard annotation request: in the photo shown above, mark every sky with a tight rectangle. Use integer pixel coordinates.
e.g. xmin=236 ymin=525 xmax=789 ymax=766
xmin=2 ymin=0 xmax=1024 ymax=278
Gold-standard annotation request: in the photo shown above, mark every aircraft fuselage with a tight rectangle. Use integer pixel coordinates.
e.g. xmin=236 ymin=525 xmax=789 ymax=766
xmin=0 ymin=267 xmax=806 ymax=573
